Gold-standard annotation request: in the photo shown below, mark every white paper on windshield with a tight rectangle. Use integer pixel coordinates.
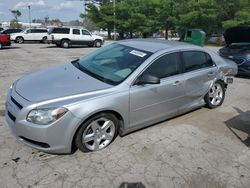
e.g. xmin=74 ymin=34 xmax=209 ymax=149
xmin=129 ymin=50 xmax=147 ymax=57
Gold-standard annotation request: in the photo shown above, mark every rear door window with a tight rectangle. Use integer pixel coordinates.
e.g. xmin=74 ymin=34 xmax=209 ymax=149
xmin=73 ymin=29 xmax=80 ymax=35
xmin=182 ymin=51 xmax=214 ymax=72
xmin=51 ymin=28 xmax=70 ymax=34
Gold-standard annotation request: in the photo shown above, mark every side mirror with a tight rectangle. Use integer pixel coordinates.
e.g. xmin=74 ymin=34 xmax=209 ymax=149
xmin=135 ymin=74 xmax=160 ymax=85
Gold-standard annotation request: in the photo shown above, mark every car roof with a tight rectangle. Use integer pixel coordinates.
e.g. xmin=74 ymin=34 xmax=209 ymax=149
xmin=117 ymin=39 xmax=200 ymax=53
xmin=51 ymin=27 xmax=88 ymax=30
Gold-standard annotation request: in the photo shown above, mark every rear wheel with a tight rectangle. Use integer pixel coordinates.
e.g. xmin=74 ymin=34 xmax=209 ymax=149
xmin=61 ymin=40 xmax=70 ymax=48
xmin=41 ymin=36 xmax=47 ymax=43
xmin=16 ymin=37 xmax=24 ymax=44
xmin=75 ymin=113 xmax=119 ymax=152
xmin=204 ymin=80 xmax=225 ymax=109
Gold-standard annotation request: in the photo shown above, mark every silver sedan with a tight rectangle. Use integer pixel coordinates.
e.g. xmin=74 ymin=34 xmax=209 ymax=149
xmin=5 ymin=39 xmax=237 ymax=153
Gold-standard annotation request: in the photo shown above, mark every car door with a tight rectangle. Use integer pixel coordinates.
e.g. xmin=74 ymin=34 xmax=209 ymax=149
xmin=129 ymin=52 xmax=185 ymax=128
xmin=37 ymin=29 xmax=47 ymax=41
xmin=81 ymin=29 xmax=93 ymax=44
xmin=179 ymin=50 xmax=218 ymax=112
xmin=30 ymin=29 xmax=39 ymax=40
xmin=23 ymin=29 xmax=33 ymax=40
xmin=72 ymin=29 xmax=81 ymax=44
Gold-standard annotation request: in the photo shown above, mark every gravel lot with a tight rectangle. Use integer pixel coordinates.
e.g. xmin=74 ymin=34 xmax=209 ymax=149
xmin=0 ymin=43 xmax=250 ymax=188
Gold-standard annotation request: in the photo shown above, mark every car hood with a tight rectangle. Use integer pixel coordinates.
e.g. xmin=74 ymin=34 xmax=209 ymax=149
xmin=224 ymin=26 xmax=250 ymax=45
xmin=15 ymin=63 xmax=112 ymax=102
xmin=92 ymin=35 xmax=103 ymax=40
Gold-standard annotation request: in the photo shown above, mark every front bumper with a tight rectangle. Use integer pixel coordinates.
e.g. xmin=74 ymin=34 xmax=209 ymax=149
xmin=238 ymin=63 xmax=250 ymax=76
xmin=5 ymin=88 xmax=82 ymax=154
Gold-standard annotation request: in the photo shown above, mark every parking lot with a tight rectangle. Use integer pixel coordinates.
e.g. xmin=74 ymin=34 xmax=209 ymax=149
xmin=0 ymin=43 xmax=250 ymax=188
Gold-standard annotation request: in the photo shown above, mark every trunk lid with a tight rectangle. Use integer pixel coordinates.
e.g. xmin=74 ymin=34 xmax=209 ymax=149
xmin=224 ymin=26 xmax=250 ymax=45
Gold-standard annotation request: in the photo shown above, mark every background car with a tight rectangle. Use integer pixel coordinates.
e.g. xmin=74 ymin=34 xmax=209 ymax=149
xmin=207 ymin=34 xmax=225 ymax=45
xmin=219 ymin=26 xmax=250 ymax=77
xmin=0 ymin=28 xmax=22 ymax=34
xmin=11 ymin=28 xmax=48 ymax=43
xmin=47 ymin=27 xmax=104 ymax=48
xmin=0 ymin=34 xmax=11 ymax=49
xmin=5 ymin=40 xmax=237 ymax=154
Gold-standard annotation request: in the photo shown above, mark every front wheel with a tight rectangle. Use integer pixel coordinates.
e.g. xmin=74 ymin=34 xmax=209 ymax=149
xmin=204 ymin=80 xmax=225 ymax=109
xmin=94 ymin=40 xmax=102 ymax=48
xmin=16 ymin=37 xmax=24 ymax=44
xmin=75 ymin=113 xmax=119 ymax=152
xmin=41 ymin=36 xmax=47 ymax=43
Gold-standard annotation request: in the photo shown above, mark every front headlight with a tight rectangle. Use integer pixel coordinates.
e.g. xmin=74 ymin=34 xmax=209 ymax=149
xmin=27 ymin=107 xmax=68 ymax=125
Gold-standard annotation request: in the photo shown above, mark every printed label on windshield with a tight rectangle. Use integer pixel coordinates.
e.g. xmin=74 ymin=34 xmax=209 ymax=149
xmin=129 ymin=50 xmax=147 ymax=57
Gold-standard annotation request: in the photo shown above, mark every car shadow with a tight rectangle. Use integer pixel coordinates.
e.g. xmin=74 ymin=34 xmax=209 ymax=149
xmin=0 ymin=46 xmax=21 ymax=50
xmin=235 ymin=75 xmax=250 ymax=79
xmin=225 ymin=107 xmax=250 ymax=147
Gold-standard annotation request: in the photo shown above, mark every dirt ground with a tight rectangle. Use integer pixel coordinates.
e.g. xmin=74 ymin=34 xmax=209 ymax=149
xmin=0 ymin=42 xmax=249 ymax=188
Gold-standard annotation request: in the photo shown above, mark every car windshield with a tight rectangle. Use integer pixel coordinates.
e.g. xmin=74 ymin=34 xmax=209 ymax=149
xmin=73 ymin=43 xmax=152 ymax=85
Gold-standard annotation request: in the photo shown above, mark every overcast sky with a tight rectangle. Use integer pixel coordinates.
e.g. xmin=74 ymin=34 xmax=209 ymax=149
xmin=0 ymin=0 xmax=85 ymax=22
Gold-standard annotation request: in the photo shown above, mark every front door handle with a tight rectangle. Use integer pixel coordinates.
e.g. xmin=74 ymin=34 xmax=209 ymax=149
xmin=207 ymin=72 xmax=215 ymax=77
xmin=172 ymin=81 xmax=181 ymax=86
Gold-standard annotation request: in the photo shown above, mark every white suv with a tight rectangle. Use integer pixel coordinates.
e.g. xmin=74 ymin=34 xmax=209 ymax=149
xmin=47 ymin=27 xmax=104 ymax=48
xmin=11 ymin=28 xmax=48 ymax=43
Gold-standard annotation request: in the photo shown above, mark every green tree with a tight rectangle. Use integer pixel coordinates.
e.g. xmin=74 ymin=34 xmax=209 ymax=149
xmin=83 ymin=1 xmax=114 ymax=39
xmin=82 ymin=0 xmax=250 ymax=40
xmin=221 ymin=0 xmax=250 ymax=28
xmin=10 ymin=10 xmax=22 ymax=29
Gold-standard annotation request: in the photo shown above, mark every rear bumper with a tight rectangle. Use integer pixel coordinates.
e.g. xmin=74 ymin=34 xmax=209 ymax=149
xmin=1 ymin=41 xmax=11 ymax=46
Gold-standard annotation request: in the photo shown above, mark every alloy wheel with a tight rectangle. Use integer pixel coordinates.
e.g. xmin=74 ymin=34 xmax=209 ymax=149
xmin=208 ymin=83 xmax=223 ymax=106
xmin=82 ymin=117 xmax=116 ymax=151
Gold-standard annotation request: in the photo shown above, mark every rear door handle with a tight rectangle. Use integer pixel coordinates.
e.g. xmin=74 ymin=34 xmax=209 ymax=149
xmin=172 ymin=81 xmax=181 ymax=86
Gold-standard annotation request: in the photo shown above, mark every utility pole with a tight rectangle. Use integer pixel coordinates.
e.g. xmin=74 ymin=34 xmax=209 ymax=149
xmin=28 ymin=5 xmax=31 ymax=28
xmin=113 ymin=0 xmax=116 ymax=40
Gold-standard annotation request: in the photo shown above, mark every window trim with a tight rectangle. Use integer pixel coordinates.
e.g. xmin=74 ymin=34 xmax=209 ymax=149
xmin=131 ymin=51 xmax=183 ymax=86
xmin=82 ymin=29 xmax=91 ymax=36
xmin=180 ymin=50 xmax=216 ymax=74
xmin=72 ymin=29 xmax=80 ymax=35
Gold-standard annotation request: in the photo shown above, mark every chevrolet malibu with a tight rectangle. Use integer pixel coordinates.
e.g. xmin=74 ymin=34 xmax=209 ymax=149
xmin=5 ymin=39 xmax=237 ymax=153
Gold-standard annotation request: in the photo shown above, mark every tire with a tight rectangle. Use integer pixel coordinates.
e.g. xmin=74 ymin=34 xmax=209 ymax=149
xmin=94 ymin=40 xmax=102 ymax=48
xmin=41 ymin=36 xmax=47 ymax=43
xmin=61 ymin=40 xmax=70 ymax=48
xmin=204 ymin=80 xmax=225 ymax=109
xmin=16 ymin=37 xmax=24 ymax=44
xmin=56 ymin=43 xmax=61 ymax=47
xmin=75 ymin=113 xmax=119 ymax=152
xmin=0 ymin=43 xmax=2 ymax=49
